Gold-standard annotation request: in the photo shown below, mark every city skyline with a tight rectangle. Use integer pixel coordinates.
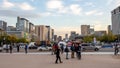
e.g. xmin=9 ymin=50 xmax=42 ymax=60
xmin=0 ymin=0 xmax=119 ymax=38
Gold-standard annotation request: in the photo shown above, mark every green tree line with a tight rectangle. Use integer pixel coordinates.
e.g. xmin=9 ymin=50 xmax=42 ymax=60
xmin=83 ymin=33 xmax=117 ymax=43
xmin=0 ymin=35 xmax=29 ymax=44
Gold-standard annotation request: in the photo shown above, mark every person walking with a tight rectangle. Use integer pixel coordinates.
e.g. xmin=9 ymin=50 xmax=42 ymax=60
xmin=60 ymin=44 xmax=64 ymax=54
xmin=77 ymin=44 xmax=82 ymax=60
xmin=64 ymin=45 xmax=69 ymax=59
xmin=55 ymin=46 xmax=63 ymax=64
xmin=16 ymin=44 xmax=20 ymax=52
xmin=70 ymin=43 xmax=75 ymax=58
xmin=25 ymin=44 xmax=28 ymax=54
xmin=9 ymin=44 xmax=13 ymax=54
xmin=114 ymin=44 xmax=119 ymax=55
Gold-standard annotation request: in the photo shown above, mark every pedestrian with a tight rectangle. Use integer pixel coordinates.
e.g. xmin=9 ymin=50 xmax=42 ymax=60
xmin=25 ymin=44 xmax=28 ymax=54
xmin=9 ymin=44 xmax=13 ymax=54
xmin=17 ymin=44 xmax=20 ymax=52
xmin=60 ymin=44 xmax=64 ymax=54
xmin=70 ymin=43 xmax=75 ymax=58
xmin=74 ymin=43 xmax=78 ymax=58
xmin=64 ymin=45 xmax=69 ymax=59
xmin=55 ymin=46 xmax=63 ymax=64
xmin=114 ymin=44 xmax=119 ymax=55
xmin=77 ymin=44 xmax=82 ymax=60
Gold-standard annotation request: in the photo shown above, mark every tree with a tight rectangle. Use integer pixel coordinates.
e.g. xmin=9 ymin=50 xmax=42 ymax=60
xmin=83 ymin=35 xmax=94 ymax=43
xmin=17 ymin=38 xmax=29 ymax=43
xmin=98 ymin=33 xmax=116 ymax=43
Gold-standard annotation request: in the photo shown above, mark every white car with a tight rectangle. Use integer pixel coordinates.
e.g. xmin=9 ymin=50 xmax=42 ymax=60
xmin=3 ymin=44 xmax=10 ymax=50
xmin=37 ymin=46 xmax=52 ymax=51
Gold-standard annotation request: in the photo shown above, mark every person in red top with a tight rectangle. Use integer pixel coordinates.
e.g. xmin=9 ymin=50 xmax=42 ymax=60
xmin=51 ymin=43 xmax=58 ymax=55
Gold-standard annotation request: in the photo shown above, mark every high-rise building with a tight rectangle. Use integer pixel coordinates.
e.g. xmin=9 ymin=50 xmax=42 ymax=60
xmin=46 ymin=26 xmax=53 ymax=41
xmin=7 ymin=26 xmax=16 ymax=31
xmin=29 ymin=22 xmax=35 ymax=33
xmin=108 ymin=25 xmax=112 ymax=34
xmin=81 ymin=25 xmax=90 ymax=36
xmin=16 ymin=17 xmax=29 ymax=33
xmin=81 ymin=25 xmax=94 ymax=36
xmin=69 ymin=31 xmax=77 ymax=41
xmin=0 ymin=20 xmax=7 ymax=31
xmin=29 ymin=22 xmax=38 ymax=42
xmin=111 ymin=6 xmax=120 ymax=35
xmin=54 ymin=35 xmax=57 ymax=42
xmin=35 ymin=25 xmax=48 ymax=41
xmin=0 ymin=28 xmax=6 ymax=36
xmin=16 ymin=17 xmax=31 ymax=40
xmin=94 ymin=31 xmax=107 ymax=36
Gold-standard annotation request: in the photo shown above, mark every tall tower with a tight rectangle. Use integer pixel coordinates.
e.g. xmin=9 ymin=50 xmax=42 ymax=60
xmin=81 ymin=25 xmax=90 ymax=36
xmin=111 ymin=6 xmax=120 ymax=35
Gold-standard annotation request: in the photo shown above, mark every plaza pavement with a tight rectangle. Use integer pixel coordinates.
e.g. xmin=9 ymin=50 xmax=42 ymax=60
xmin=0 ymin=52 xmax=120 ymax=68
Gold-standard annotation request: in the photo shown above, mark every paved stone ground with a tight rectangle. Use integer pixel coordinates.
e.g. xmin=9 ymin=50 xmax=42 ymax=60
xmin=0 ymin=54 xmax=120 ymax=68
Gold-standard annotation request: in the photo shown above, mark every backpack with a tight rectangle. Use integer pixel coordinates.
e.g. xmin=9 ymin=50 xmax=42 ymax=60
xmin=65 ymin=47 xmax=69 ymax=52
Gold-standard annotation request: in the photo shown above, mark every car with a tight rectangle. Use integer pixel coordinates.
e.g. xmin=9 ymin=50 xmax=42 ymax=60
xmin=37 ymin=46 xmax=52 ymax=51
xmin=81 ymin=43 xmax=100 ymax=51
xmin=28 ymin=42 xmax=38 ymax=49
xmin=102 ymin=44 xmax=113 ymax=48
xmin=18 ymin=43 xmax=27 ymax=48
xmin=3 ymin=44 xmax=10 ymax=50
xmin=29 ymin=46 xmax=38 ymax=49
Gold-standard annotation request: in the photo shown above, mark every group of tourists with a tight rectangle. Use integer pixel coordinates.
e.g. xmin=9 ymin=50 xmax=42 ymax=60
xmin=52 ymin=42 xmax=82 ymax=64
xmin=3 ymin=44 xmax=28 ymax=54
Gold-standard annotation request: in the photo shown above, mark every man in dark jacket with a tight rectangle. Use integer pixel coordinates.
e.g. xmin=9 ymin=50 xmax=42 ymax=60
xmin=25 ymin=44 xmax=28 ymax=54
xmin=55 ymin=46 xmax=63 ymax=64
xmin=70 ymin=44 xmax=75 ymax=58
xmin=17 ymin=44 xmax=20 ymax=52
xmin=9 ymin=45 xmax=13 ymax=54
xmin=65 ymin=46 xmax=69 ymax=59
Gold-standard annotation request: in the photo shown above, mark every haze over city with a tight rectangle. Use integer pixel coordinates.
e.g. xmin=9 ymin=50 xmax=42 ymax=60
xmin=0 ymin=0 xmax=120 ymax=38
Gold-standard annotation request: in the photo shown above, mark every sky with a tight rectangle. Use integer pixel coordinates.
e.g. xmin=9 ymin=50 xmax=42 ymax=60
xmin=0 ymin=0 xmax=120 ymax=38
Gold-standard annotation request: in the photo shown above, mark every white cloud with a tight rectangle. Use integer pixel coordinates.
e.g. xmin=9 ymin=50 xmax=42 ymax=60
xmin=85 ymin=10 xmax=103 ymax=16
xmin=1 ymin=0 xmax=15 ymax=8
xmin=46 ymin=1 xmax=83 ymax=16
xmin=85 ymin=2 xmax=95 ymax=7
xmin=85 ymin=10 xmax=97 ymax=15
xmin=41 ymin=12 xmax=52 ymax=16
xmin=95 ymin=12 xmax=104 ymax=16
xmin=1 ymin=0 xmax=35 ymax=11
xmin=17 ymin=2 xmax=35 ymax=10
xmin=58 ymin=7 xmax=69 ymax=14
xmin=46 ymin=0 xmax=63 ymax=10
xmin=70 ymin=4 xmax=82 ymax=15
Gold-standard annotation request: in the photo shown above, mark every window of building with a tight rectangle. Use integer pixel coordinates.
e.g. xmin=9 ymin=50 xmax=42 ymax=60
xmin=114 ymin=10 xmax=116 ymax=14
